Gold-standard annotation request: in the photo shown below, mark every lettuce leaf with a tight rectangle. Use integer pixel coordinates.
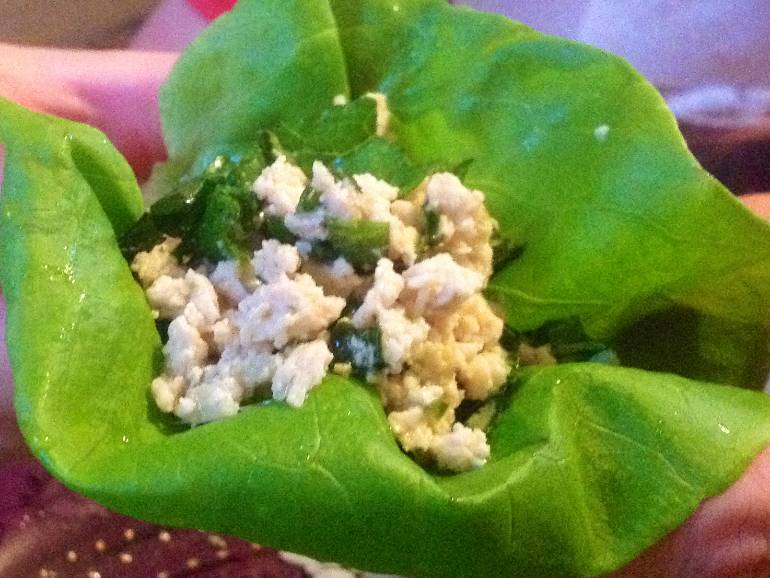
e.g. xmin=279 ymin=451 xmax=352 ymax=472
xmin=330 ymin=0 xmax=770 ymax=387
xmin=3 ymin=1 xmax=770 ymax=577
xmin=159 ymin=0 xmax=349 ymax=176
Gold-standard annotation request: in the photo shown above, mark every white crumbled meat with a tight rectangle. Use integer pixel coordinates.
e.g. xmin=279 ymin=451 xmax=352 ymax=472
xmin=365 ymin=92 xmax=391 ymax=137
xmin=131 ymin=236 xmax=183 ymax=287
xmin=390 ymin=199 xmax=420 ymax=227
xmin=352 ymin=166 xmax=419 ymax=267
xmin=164 ymin=315 xmax=208 ymax=378
xmin=182 ymin=269 xmax=221 ymax=330
xmin=459 ymin=347 xmax=511 ymax=400
xmin=285 ymin=209 xmax=327 ymax=240
xmin=438 ymin=214 xmax=455 ymax=240
xmin=402 ymin=253 xmax=483 ymax=310
xmin=295 ymin=240 xmax=313 ymax=259
xmin=175 ymin=373 xmax=243 ymax=425
xmin=352 ymin=258 xmax=404 ymax=328
xmin=431 ymin=423 xmax=490 ymax=472
xmin=377 ymin=307 xmax=429 ymax=373
xmin=238 ymin=273 xmax=345 ymax=348
xmin=425 ymin=172 xmax=496 ymax=275
xmin=211 ymin=316 xmax=237 ymax=353
xmin=354 ymin=173 xmax=399 ymax=204
xmin=217 ymin=343 xmax=279 ymax=393
xmin=272 ymin=339 xmax=333 ymax=407
xmin=151 ymin=374 xmax=185 ymax=413
xmin=302 ymin=257 xmax=365 ymax=299
xmin=405 ymin=384 xmax=444 ymax=408
xmin=312 ymin=162 xmax=357 ymax=219
xmin=254 ymin=155 xmax=307 ymax=216
xmin=388 ymin=407 xmax=436 ymax=452
xmin=354 ymin=173 xmax=398 ymax=222
xmin=252 ymin=239 xmax=301 ymax=283
xmin=146 ymin=275 xmax=190 ymax=319
xmin=145 ymin=149 xmax=519 ymax=472
xmin=388 ymin=218 xmax=419 ymax=266
xmin=210 ymin=260 xmax=249 ymax=304
xmin=426 ymin=173 xmax=483 ymax=226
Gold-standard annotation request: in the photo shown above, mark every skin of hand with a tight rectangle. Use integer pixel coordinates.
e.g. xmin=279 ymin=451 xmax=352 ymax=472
xmin=1 ymin=42 xmax=770 ymax=578
xmin=0 ymin=42 xmax=176 ymax=179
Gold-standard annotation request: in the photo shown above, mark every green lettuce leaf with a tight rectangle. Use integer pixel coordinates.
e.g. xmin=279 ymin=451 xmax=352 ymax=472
xmin=3 ymin=1 xmax=770 ymax=577
xmin=329 ymin=0 xmax=770 ymax=386
xmin=271 ymin=96 xmax=427 ymax=191
xmin=159 ymin=0 xmax=350 ymax=176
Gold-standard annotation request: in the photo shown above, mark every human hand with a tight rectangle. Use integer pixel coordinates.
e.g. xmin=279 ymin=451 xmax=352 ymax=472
xmin=611 ymin=439 xmax=770 ymax=577
xmin=0 ymin=43 xmax=176 ymax=179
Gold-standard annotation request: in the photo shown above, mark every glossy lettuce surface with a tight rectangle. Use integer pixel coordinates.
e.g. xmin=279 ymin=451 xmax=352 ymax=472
xmin=3 ymin=1 xmax=770 ymax=576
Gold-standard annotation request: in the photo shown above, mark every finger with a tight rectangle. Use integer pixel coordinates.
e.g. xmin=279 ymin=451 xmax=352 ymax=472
xmin=742 ymin=192 xmax=770 ymax=221
xmin=0 ymin=44 xmax=177 ymax=179
xmin=611 ymin=444 xmax=770 ymax=577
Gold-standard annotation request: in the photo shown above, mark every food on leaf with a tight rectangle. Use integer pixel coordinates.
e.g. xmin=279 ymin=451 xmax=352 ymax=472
xmin=2 ymin=0 xmax=770 ymax=576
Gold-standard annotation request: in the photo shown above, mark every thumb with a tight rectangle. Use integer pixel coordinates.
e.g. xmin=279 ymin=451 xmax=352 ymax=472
xmin=611 ymin=444 xmax=770 ymax=577
xmin=742 ymin=193 xmax=770 ymax=222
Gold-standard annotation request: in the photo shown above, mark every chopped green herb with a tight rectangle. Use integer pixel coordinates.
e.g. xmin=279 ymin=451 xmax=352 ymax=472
xmin=523 ymin=317 xmax=613 ymax=363
xmin=500 ymin=317 xmax=616 ymax=364
xmin=121 ymin=151 xmax=265 ymax=262
xmin=194 ymin=184 xmax=261 ymax=261
xmin=119 ymin=213 xmax=164 ymax=260
xmin=326 ymin=217 xmax=389 ymax=272
xmin=308 ymin=240 xmax=337 ymax=262
xmin=329 ymin=319 xmax=384 ymax=377
xmin=256 ymin=130 xmax=285 ymax=165
xmin=296 ymin=186 xmax=322 ymax=213
xmin=262 ymin=215 xmax=297 ymax=244
xmin=424 ymin=206 xmax=442 ymax=247
xmin=491 ymin=232 xmax=524 ymax=274
xmin=426 ymin=399 xmax=448 ymax=420
xmin=451 ymin=158 xmax=474 ymax=181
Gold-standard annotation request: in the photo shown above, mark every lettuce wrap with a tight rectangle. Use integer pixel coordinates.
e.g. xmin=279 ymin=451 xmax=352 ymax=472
xmin=2 ymin=0 xmax=770 ymax=576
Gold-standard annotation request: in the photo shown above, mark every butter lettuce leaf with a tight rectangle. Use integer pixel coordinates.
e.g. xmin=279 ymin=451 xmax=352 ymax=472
xmin=0 ymin=97 xmax=164 ymax=468
xmin=3 ymin=1 xmax=770 ymax=578
xmin=330 ymin=0 xmax=770 ymax=387
xmin=159 ymin=0 xmax=350 ymax=176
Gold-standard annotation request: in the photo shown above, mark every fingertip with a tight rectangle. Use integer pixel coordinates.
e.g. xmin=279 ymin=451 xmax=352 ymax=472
xmin=742 ymin=193 xmax=770 ymax=221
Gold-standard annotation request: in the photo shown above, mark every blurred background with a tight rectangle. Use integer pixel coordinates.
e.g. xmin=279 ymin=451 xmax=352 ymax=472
xmin=0 ymin=0 xmax=156 ymax=47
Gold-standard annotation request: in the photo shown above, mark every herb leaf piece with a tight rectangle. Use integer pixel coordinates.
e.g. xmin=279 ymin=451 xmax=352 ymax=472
xmin=326 ymin=217 xmax=389 ymax=272
xmin=329 ymin=318 xmax=385 ymax=376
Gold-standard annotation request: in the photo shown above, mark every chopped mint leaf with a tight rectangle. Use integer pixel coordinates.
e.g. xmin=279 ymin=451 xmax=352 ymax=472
xmin=326 ymin=217 xmax=389 ymax=273
xmin=329 ymin=318 xmax=384 ymax=377
xmin=296 ymin=186 xmax=322 ymax=213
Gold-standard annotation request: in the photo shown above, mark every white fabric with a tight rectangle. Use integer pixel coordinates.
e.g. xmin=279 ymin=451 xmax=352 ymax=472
xmin=460 ymin=0 xmax=770 ymax=129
